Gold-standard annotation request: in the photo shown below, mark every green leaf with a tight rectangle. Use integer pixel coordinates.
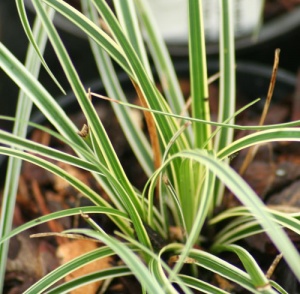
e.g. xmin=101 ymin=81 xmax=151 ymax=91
xmin=41 ymin=0 xmax=131 ymax=75
xmin=212 ymin=206 xmax=300 ymax=246
xmin=33 ymin=0 xmax=150 ymax=248
xmin=214 ymin=0 xmax=236 ymax=152
xmin=0 ymin=147 xmax=132 ymax=236
xmin=60 ymin=229 xmax=165 ymax=294
xmin=15 ymin=0 xmax=65 ymax=93
xmin=168 ymin=243 xmax=257 ymax=292
xmin=0 ymin=129 xmax=99 ymax=173
xmin=113 ymin=0 xmax=152 ymax=77
xmin=0 ymin=206 xmax=129 ymax=246
xmin=218 ymin=128 xmax=300 ymax=160
xmin=214 ymin=245 xmax=274 ymax=293
xmin=0 ymin=43 xmax=84 ymax=148
xmin=24 ymin=246 xmax=119 ymax=294
xmin=0 ymin=10 xmax=55 ymax=289
xmin=188 ymin=0 xmax=211 ymax=148
xmin=89 ymin=0 xmax=189 ymax=154
xmin=178 ymin=274 xmax=230 ymax=294
xmin=46 ymin=266 xmax=132 ymax=294
xmin=148 ymin=149 xmax=300 ymax=280
xmin=81 ymin=1 xmax=153 ymax=176
xmin=213 ymin=0 xmax=236 ymax=206
xmin=134 ymin=0 xmax=187 ymax=119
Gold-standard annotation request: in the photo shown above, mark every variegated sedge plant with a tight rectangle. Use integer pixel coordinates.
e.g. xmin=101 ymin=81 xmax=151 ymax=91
xmin=1 ymin=0 xmax=300 ymax=293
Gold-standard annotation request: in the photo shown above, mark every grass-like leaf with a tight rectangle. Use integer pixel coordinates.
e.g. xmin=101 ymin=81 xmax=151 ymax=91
xmin=212 ymin=206 xmax=300 ymax=246
xmin=218 ymin=128 xmax=300 ymax=159
xmin=45 ymin=266 xmax=132 ymax=294
xmin=24 ymin=245 xmax=123 ymax=294
xmin=59 ymin=229 xmax=166 ymax=294
xmin=133 ymin=0 xmax=187 ymax=118
xmin=0 ymin=9 xmax=54 ymax=289
xmin=214 ymin=245 xmax=273 ymax=292
xmin=177 ymin=274 xmax=231 ymax=294
xmin=146 ymin=149 xmax=300 ymax=280
xmin=168 ymin=243 xmax=257 ymax=292
xmin=15 ymin=0 xmax=64 ymax=93
xmin=0 ymin=43 xmax=83 ymax=148
xmin=0 ymin=206 xmax=128 ymax=246
xmin=81 ymin=1 xmax=153 ymax=176
xmin=32 ymin=0 xmax=152 ymax=249
xmin=188 ymin=0 xmax=211 ymax=148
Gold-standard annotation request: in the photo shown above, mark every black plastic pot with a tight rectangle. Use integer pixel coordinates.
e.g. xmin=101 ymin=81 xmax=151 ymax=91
xmin=9 ymin=60 xmax=299 ymax=130
xmin=0 ymin=61 xmax=297 ymax=180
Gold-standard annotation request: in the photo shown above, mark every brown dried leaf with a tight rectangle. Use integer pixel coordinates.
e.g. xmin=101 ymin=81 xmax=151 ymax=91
xmin=56 ymin=239 xmax=113 ymax=294
xmin=54 ymin=162 xmax=89 ymax=193
xmin=6 ymin=232 xmax=58 ymax=293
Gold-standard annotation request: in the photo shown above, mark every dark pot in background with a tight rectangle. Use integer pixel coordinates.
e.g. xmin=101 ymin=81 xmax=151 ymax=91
xmin=24 ymin=1 xmax=300 ymax=56
xmin=0 ymin=0 xmax=98 ymax=132
xmin=16 ymin=60 xmax=300 ymax=125
xmin=0 ymin=60 xmax=297 ymax=180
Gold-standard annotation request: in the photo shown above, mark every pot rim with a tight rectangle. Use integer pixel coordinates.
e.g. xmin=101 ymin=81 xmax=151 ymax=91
xmin=24 ymin=0 xmax=300 ymax=55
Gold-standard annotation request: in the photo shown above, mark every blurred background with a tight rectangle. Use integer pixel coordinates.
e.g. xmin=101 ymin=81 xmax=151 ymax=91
xmin=1 ymin=0 xmax=300 ymax=132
